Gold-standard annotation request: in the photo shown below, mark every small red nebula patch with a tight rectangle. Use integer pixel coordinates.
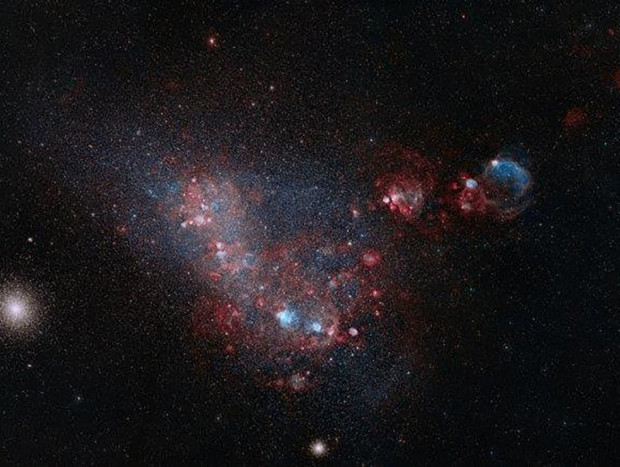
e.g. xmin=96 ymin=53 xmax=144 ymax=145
xmin=448 ymin=174 xmax=489 ymax=217
xmin=203 ymin=27 xmax=220 ymax=49
xmin=613 ymin=70 xmax=620 ymax=90
xmin=372 ymin=144 xmax=436 ymax=222
xmin=564 ymin=107 xmax=587 ymax=129
xmin=115 ymin=225 xmax=128 ymax=236
xmin=205 ymin=35 xmax=218 ymax=49
xmin=163 ymin=78 xmax=182 ymax=94
xmin=375 ymin=173 xmax=427 ymax=221
xmin=362 ymin=250 xmax=381 ymax=268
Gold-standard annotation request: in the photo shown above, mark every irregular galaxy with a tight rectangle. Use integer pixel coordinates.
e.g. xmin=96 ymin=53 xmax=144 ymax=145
xmin=97 ymin=139 xmax=534 ymax=391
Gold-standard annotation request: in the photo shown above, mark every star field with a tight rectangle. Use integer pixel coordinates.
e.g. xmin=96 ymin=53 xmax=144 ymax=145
xmin=1 ymin=0 xmax=620 ymax=464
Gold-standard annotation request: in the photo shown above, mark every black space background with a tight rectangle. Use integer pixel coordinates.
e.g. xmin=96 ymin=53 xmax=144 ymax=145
xmin=1 ymin=1 xmax=620 ymax=464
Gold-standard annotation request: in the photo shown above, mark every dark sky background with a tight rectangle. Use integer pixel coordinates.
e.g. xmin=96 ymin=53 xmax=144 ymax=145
xmin=1 ymin=0 xmax=619 ymax=464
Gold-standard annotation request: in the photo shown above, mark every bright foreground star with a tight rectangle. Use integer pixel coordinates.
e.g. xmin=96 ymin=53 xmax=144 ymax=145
xmin=310 ymin=440 xmax=328 ymax=458
xmin=1 ymin=285 xmax=39 ymax=332
xmin=7 ymin=298 xmax=26 ymax=321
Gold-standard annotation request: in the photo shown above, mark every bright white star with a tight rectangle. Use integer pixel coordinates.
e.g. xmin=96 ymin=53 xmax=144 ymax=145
xmin=1 ymin=284 xmax=40 ymax=333
xmin=6 ymin=298 xmax=26 ymax=321
xmin=310 ymin=440 xmax=328 ymax=458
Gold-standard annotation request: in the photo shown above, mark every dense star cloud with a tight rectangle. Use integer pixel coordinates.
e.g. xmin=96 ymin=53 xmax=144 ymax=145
xmin=1 ymin=1 xmax=619 ymax=464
